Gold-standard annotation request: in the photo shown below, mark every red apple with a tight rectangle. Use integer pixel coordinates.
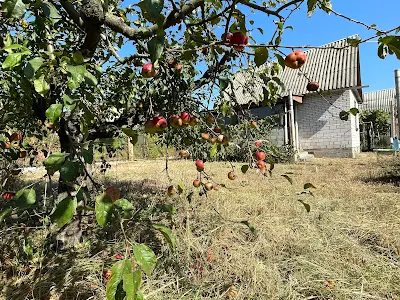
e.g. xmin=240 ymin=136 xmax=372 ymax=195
xmin=105 ymin=186 xmax=120 ymax=201
xmin=2 ymin=192 xmax=15 ymax=201
xmin=206 ymin=113 xmax=215 ymax=125
xmin=195 ymin=159 xmax=204 ymax=172
xmin=103 ymin=269 xmax=112 ymax=280
xmin=114 ymin=254 xmax=123 ymax=260
xmin=284 ymin=50 xmax=307 ymax=69
xmin=142 ymin=63 xmax=156 ymax=78
xmin=254 ymin=141 xmax=261 ymax=148
xmin=181 ymin=112 xmax=191 ymax=124
xmin=10 ymin=132 xmax=22 ymax=141
xmin=250 ymin=121 xmax=258 ymax=128
xmin=256 ymin=160 xmax=266 ymax=171
xmin=213 ymin=185 xmax=220 ymax=191
xmin=255 ymin=151 xmax=266 ymax=161
xmin=193 ymin=179 xmax=201 ymax=187
xmin=230 ymin=32 xmax=248 ymax=51
xmin=204 ymin=182 xmax=213 ymax=191
xmin=169 ymin=115 xmax=183 ymax=128
xmin=228 ymin=171 xmax=236 ymax=180
xmin=152 ymin=116 xmax=167 ymax=130
xmin=306 ymin=81 xmax=319 ymax=92
xmin=221 ymin=32 xmax=233 ymax=45
xmin=210 ymin=137 xmax=217 ymax=144
xmin=175 ymin=64 xmax=183 ymax=72
xmin=179 ymin=150 xmax=189 ymax=158
xmin=214 ymin=127 xmax=222 ymax=134
xmin=144 ymin=120 xmax=158 ymax=134
xmin=168 ymin=57 xmax=177 ymax=68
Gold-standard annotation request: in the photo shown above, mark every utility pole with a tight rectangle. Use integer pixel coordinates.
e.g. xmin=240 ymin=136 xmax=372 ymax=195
xmin=395 ymin=69 xmax=400 ymax=137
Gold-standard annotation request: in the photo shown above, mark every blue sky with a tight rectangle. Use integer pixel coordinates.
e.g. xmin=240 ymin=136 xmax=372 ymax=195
xmin=119 ymin=0 xmax=400 ymax=93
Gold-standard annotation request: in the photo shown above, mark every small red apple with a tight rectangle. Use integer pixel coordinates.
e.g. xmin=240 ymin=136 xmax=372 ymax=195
xmin=202 ymin=47 xmax=209 ymax=55
xmin=255 ymin=151 xmax=266 ymax=161
xmin=175 ymin=64 xmax=183 ymax=72
xmin=152 ymin=116 xmax=167 ymax=130
xmin=103 ymin=269 xmax=112 ymax=280
xmin=230 ymin=32 xmax=249 ymax=51
xmin=168 ymin=57 xmax=177 ymax=68
xmin=306 ymin=81 xmax=320 ymax=92
xmin=181 ymin=112 xmax=191 ymax=124
xmin=210 ymin=137 xmax=217 ymax=144
xmin=214 ymin=127 xmax=222 ymax=134
xmin=284 ymin=50 xmax=307 ymax=69
xmin=195 ymin=159 xmax=204 ymax=172
xmin=114 ymin=254 xmax=123 ymax=260
xmin=228 ymin=171 xmax=236 ymax=180
xmin=254 ymin=141 xmax=261 ymax=148
xmin=167 ymin=185 xmax=176 ymax=196
xmin=179 ymin=150 xmax=189 ymax=158
xmin=10 ymin=132 xmax=22 ymax=141
xmin=204 ymin=182 xmax=213 ymax=191
xmin=221 ymin=32 xmax=233 ymax=45
xmin=142 ymin=63 xmax=156 ymax=78
xmin=256 ymin=160 xmax=266 ymax=171
xmin=2 ymin=192 xmax=15 ymax=201
xmin=144 ymin=120 xmax=158 ymax=134
xmin=213 ymin=185 xmax=220 ymax=191
xmin=193 ymin=179 xmax=201 ymax=187
xmin=169 ymin=115 xmax=182 ymax=128
xmin=206 ymin=113 xmax=215 ymax=125
xmin=201 ymin=133 xmax=210 ymax=140
xmin=105 ymin=186 xmax=120 ymax=201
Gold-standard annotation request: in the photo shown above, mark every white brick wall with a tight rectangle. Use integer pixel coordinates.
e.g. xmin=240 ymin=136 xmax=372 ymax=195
xmin=296 ymin=90 xmax=361 ymax=157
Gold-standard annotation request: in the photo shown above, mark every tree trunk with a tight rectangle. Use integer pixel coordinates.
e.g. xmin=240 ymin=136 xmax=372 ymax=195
xmin=57 ymin=118 xmax=74 ymax=194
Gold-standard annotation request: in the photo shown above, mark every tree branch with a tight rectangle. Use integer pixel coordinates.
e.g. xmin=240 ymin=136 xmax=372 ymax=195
xmin=59 ymin=0 xmax=85 ymax=29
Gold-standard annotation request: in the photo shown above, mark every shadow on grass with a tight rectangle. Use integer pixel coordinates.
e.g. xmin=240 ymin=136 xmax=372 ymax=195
xmin=1 ymin=177 xmax=176 ymax=300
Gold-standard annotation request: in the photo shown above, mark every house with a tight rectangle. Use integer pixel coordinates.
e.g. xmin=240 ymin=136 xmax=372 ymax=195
xmin=228 ymin=36 xmax=364 ymax=158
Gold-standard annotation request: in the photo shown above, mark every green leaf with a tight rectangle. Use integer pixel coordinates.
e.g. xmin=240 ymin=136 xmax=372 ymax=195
xmin=24 ymin=57 xmax=44 ymax=79
xmin=2 ymin=52 xmax=24 ymax=69
xmin=254 ymin=47 xmax=269 ymax=66
xmin=240 ymin=220 xmax=256 ymax=233
xmin=219 ymin=76 xmax=229 ymax=91
xmin=148 ymin=35 xmax=165 ymax=63
xmin=82 ymin=147 xmax=94 ymax=164
xmin=152 ymin=223 xmax=176 ymax=252
xmin=347 ymin=37 xmax=362 ymax=47
xmin=84 ymin=70 xmax=98 ymax=86
xmin=44 ymin=152 xmax=68 ymax=175
xmin=51 ymin=196 xmax=77 ymax=228
xmin=281 ymin=174 xmax=293 ymax=184
xmin=62 ymin=94 xmax=77 ymax=110
xmin=349 ymin=107 xmax=359 ymax=116
xmin=72 ymin=51 xmax=84 ymax=64
xmin=123 ymin=270 xmax=142 ymax=300
xmin=304 ymin=183 xmax=316 ymax=189
xmin=60 ymin=160 xmax=81 ymax=182
xmin=298 ymin=200 xmax=310 ymax=212
xmin=95 ymin=193 xmax=114 ymax=227
xmin=45 ymin=104 xmax=63 ymax=123
xmin=307 ymin=0 xmax=318 ymax=17
xmin=66 ymin=64 xmax=86 ymax=90
xmin=210 ymin=142 xmax=218 ymax=158
xmin=378 ymin=43 xmax=388 ymax=59
xmin=106 ymin=260 xmax=128 ymax=300
xmin=241 ymin=165 xmax=249 ymax=174
xmin=143 ymin=0 xmax=164 ymax=19
xmin=275 ymin=53 xmax=285 ymax=69
xmin=133 ymin=244 xmax=157 ymax=276
xmin=122 ymin=127 xmax=139 ymax=145
xmin=2 ymin=0 xmax=27 ymax=18
xmin=220 ymin=102 xmax=230 ymax=116
xmin=177 ymin=182 xmax=184 ymax=194
xmin=114 ymin=199 xmax=134 ymax=211
xmin=339 ymin=110 xmax=349 ymax=121
xmin=0 ymin=208 xmax=13 ymax=222
xmin=34 ymin=74 xmax=50 ymax=95
xmin=40 ymin=2 xmax=61 ymax=23
xmin=15 ymin=188 xmax=36 ymax=209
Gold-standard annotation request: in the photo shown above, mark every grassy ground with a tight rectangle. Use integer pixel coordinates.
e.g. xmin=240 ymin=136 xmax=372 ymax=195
xmin=1 ymin=154 xmax=400 ymax=299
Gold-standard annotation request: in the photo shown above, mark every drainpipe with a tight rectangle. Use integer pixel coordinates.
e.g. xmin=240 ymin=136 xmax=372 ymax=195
xmin=391 ymin=102 xmax=396 ymax=138
xmin=284 ymin=100 xmax=288 ymax=145
xmin=288 ymin=91 xmax=297 ymax=159
xmin=395 ymin=69 xmax=400 ymax=137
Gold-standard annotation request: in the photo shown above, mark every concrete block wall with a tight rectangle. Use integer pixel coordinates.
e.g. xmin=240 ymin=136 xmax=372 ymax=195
xmin=296 ymin=90 xmax=361 ymax=158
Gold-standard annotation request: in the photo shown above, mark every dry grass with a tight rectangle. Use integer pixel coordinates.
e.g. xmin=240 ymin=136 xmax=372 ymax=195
xmin=2 ymin=154 xmax=400 ymax=299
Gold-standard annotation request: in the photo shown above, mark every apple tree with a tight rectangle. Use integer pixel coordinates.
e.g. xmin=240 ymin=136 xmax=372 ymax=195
xmin=0 ymin=0 xmax=399 ymax=298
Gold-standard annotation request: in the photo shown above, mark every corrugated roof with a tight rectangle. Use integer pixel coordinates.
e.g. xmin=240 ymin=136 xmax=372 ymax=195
xmin=360 ymin=88 xmax=396 ymax=113
xmin=229 ymin=36 xmax=362 ymax=105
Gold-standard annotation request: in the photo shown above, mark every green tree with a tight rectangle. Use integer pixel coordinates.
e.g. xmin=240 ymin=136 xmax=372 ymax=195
xmin=361 ymin=110 xmax=391 ymax=135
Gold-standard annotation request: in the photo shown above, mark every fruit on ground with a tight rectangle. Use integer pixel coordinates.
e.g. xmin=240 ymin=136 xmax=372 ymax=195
xmin=2 ymin=192 xmax=15 ymax=200
xmin=195 ymin=159 xmax=204 ymax=172
xmin=213 ymin=185 xmax=220 ymax=191
xmin=228 ymin=171 xmax=236 ymax=180
xmin=193 ymin=179 xmax=201 ymax=187
xmin=204 ymin=182 xmax=213 ymax=191
xmin=114 ymin=254 xmax=123 ymax=260
xmin=169 ymin=115 xmax=182 ymax=128
xmin=284 ymin=50 xmax=307 ymax=69
xmin=230 ymin=32 xmax=249 ymax=51
xmin=210 ymin=137 xmax=217 ymax=144
xmin=103 ymin=269 xmax=112 ymax=280
xmin=255 ymin=151 xmax=266 ymax=161
xmin=105 ymin=186 xmax=120 ymax=201
xmin=306 ymin=81 xmax=320 ymax=92
xmin=179 ymin=150 xmax=189 ymax=158
xmin=19 ymin=150 xmax=27 ymax=158
xmin=201 ymin=132 xmax=210 ymax=140
xmin=167 ymin=185 xmax=176 ymax=196
xmin=254 ymin=141 xmax=261 ymax=148
xmin=250 ymin=121 xmax=258 ymax=128
xmin=181 ymin=112 xmax=191 ymax=124
xmin=256 ymin=160 xmax=266 ymax=171
xmin=142 ymin=63 xmax=156 ymax=78
xmin=10 ymin=133 xmax=22 ymax=141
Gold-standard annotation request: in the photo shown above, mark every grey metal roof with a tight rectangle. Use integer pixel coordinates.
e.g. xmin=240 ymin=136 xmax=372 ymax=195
xmin=229 ymin=36 xmax=362 ymax=105
xmin=360 ymin=88 xmax=396 ymax=113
